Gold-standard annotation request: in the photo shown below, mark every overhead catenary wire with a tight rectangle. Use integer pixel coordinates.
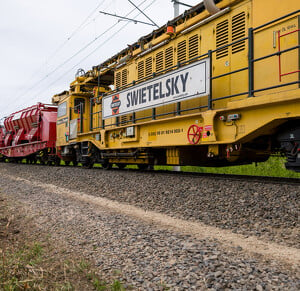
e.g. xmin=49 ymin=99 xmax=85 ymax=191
xmin=32 ymin=0 xmax=157 ymax=103
xmin=5 ymin=0 xmax=148 ymax=116
xmin=46 ymin=0 xmax=107 ymax=61
xmin=12 ymin=3 xmax=109 ymax=103
xmin=14 ymin=0 xmax=156 ymax=111
xmin=128 ymin=0 xmax=159 ymax=28
xmin=45 ymin=0 xmax=158 ymax=89
xmin=15 ymin=0 xmax=107 ymax=97
xmin=4 ymin=0 xmax=109 ymax=117
xmin=76 ymin=0 xmax=115 ymax=33
xmin=99 ymin=10 xmax=157 ymax=26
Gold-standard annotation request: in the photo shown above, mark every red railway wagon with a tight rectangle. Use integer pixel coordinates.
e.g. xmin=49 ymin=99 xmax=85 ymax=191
xmin=0 ymin=103 xmax=58 ymax=164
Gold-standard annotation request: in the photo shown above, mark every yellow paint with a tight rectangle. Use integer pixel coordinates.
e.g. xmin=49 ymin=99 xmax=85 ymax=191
xmin=54 ymin=0 xmax=300 ymax=166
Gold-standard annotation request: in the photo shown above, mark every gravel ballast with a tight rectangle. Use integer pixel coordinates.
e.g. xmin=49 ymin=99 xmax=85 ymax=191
xmin=0 ymin=163 xmax=299 ymax=289
xmin=0 ymin=163 xmax=298 ymax=248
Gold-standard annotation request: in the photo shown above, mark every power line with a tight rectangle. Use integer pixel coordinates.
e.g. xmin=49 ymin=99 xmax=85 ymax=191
xmin=14 ymin=0 xmax=156 ymax=111
xmin=22 ymin=1 xmax=107 ymax=84
xmin=77 ymin=0 xmax=114 ymax=32
xmin=128 ymin=0 xmax=159 ymax=28
xmin=12 ymin=0 xmax=148 ymax=107
xmin=6 ymin=0 xmax=108 ymax=112
xmin=47 ymin=0 xmax=107 ymax=61
xmin=35 ymin=0 xmax=157 ymax=101
xmin=99 ymin=11 xmax=156 ymax=26
xmin=74 ymin=0 xmax=157 ymax=70
xmin=46 ymin=0 xmax=158 ymax=91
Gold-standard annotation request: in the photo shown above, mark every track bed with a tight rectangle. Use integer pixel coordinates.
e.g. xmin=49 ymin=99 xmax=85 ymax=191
xmin=0 ymin=163 xmax=299 ymax=289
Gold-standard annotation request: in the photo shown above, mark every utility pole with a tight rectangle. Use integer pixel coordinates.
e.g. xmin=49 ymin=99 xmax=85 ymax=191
xmin=173 ymin=0 xmax=180 ymax=17
xmin=172 ymin=0 xmax=181 ymax=172
xmin=172 ymin=0 xmax=193 ymax=17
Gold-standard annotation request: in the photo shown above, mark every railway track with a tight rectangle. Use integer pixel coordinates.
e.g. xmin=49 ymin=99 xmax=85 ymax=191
xmin=154 ymin=169 xmax=300 ymax=185
xmin=0 ymin=161 xmax=299 ymax=247
xmin=2 ymin=158 xmax=300 ymax=186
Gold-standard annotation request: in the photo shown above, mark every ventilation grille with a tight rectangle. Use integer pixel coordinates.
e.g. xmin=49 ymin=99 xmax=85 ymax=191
xmin=216 ymin=19 xmax=229 ymax=59
xmin=188 ymin=34 xmax=199 ymax=60
xmin=145 ymin=57 xmax=152 ymax=76
xmin=165 ymin=47 xmax=173 ymax=69
xmin=121 ymin=69 xmax=127 ymax=86
xmin=115 ymin=71 xmax=121 ymax=88
xmin=156 ymin=51 xmax=164 ymax=72
xmin=177 ymin=40 xmax=187 ymax=64
xmin=232 ymin=12 xmax=246 ymax=54
xmin=138 ymin=61 xmax=144 ymax=80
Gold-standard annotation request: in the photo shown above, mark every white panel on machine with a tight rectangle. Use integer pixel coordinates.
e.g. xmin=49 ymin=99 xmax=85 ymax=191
xmin=69 ymin=119 xmax=77 ymax=140
xmin=102 ymin=58 xmax=210 ymax=119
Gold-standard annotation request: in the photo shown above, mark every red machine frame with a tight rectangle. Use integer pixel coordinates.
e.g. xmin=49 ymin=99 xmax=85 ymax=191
xmin=0 ymin=103 xmax=57 ymax=159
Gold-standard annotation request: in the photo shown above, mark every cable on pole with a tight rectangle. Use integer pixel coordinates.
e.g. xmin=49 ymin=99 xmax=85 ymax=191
xmin=99 ymin=11 xmax=156 ymax=26
xmin=171 ymin=0 xmax=193 ymax=8
xmin=11 ymin=0 xmax=157 ymax=112
xmin=127 ymin=0 xmax=159 ymax=28
xmin=8 ymin=0 xmax=148 ymax=111
xmin=5 ymin=0 xmax=108 ymax=112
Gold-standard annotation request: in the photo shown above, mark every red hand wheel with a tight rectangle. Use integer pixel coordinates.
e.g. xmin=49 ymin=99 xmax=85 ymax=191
xmin=187 ymin=125 xmax=203 ymax=144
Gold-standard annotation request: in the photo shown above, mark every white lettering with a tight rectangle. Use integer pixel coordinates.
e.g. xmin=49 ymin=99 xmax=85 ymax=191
xmin=103 ymin=58 xmax=209 ymax=119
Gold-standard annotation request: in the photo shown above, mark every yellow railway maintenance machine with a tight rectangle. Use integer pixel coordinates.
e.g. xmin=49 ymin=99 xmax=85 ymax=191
xmin=53 ymin=0 xmax=300 ymax=171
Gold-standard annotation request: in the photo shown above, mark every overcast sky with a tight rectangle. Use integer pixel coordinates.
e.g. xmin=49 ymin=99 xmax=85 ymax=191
xmin=0 ymin=0 xmax=202 ymax=119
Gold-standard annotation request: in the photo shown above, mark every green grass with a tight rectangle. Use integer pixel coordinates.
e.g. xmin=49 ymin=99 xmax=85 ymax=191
xmin=155 ymin=156 xmax=300 ymax=178
xmin=11 ymin=153 xmax=300 ymax=178
xmin=0 ymin=242 xmax=125 ymax=291
xmin=0 ymin=242 xmax=44 ymax=290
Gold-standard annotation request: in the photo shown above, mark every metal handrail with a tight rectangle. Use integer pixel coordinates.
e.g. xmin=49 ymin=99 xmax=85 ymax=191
xmin=91 ymin=10 xmax=300 ymax=130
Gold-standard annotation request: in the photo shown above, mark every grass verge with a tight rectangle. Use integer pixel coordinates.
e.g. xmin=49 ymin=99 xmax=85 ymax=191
xmin=0 ymin=195 xmax=125 ymax=291
xmin=155 ymin=156 xmax=300 ymax=178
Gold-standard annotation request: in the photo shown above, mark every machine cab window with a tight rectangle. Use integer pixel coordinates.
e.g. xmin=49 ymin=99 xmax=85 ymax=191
xmin=74 ymin=98 xmax=85 ymax=114
xmin=57 ymin=101 xmax=67 ymax=118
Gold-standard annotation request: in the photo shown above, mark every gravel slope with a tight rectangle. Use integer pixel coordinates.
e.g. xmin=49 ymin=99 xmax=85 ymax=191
xmin=1 ymin=163 xmax=298 ymax=248
xmin=0 ymin=168 xmax=299 ymax=289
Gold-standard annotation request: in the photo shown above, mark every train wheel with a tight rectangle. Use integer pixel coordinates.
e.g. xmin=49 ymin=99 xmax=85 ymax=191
xmin=82 ymin=160 xmax=94 ymax=169
xmin=102 ymin=162 xmax=111 ymax=170
xmin=116 ymin=163 xmax=126 ymax=169
xmin=54 ymin=158 xmax=61 ymax=166
xmin=72 ymin=161 xmax=78 ymax=166
xmin=138 ymin=164 xmax=148 ymax=170
xmin=64 ymin=161 xmax=70 ymax=166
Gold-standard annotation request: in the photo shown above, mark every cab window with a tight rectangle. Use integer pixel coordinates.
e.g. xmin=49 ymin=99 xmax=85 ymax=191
xmin=74 ymin=98 xmax=85 ymax=114
xmin=57 ymin=102 xmax=67 ymax=118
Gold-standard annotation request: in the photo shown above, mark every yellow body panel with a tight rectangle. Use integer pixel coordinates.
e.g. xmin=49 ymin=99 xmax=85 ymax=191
xmin=54 ymin=0 xmax=300 ymax=168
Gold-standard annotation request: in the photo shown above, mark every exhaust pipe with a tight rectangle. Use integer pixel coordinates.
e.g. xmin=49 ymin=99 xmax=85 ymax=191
xmin=203 ymin=0 xmax=220 ymax=15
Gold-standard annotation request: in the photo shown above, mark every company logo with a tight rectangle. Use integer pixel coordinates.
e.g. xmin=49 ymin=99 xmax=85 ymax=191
xmin=110 ymin=94 xmax=121 ymax=115
xmin=103 ymin=58 xmax=209 ymax=119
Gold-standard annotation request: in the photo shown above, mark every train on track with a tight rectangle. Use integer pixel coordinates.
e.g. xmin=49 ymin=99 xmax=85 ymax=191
xmin=1 ymin=0 xmax=300 ymax=172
